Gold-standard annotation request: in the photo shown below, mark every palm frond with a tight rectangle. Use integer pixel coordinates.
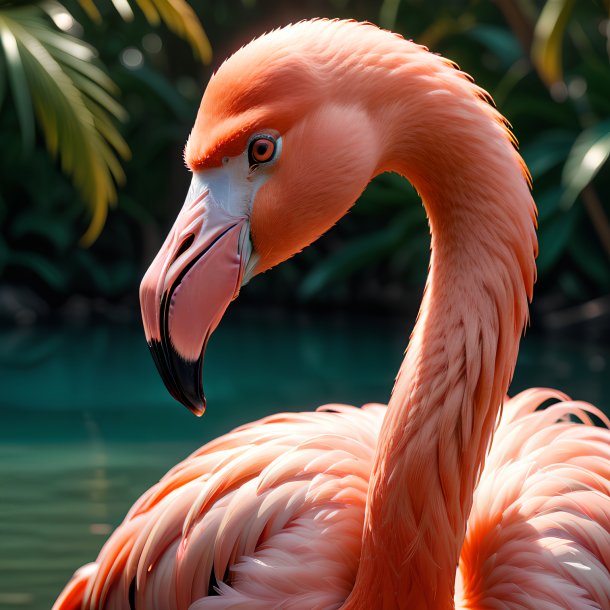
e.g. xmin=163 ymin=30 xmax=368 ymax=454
xmin=0 ymin=6 xmax=129 ymax=244
xmin=0 ymin=19 xmax=35 ymax=146
xmin=76 ymin=0 xmax=211 ymax=62
xmin=149 ymin=0 xmax=210 ymax=62
xmin=0 ymin=44 xmax=5 ymax=108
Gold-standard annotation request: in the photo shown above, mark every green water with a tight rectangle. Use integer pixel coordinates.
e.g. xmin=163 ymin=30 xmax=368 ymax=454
xmin=1 ymin=312 xmax=609 ymax=609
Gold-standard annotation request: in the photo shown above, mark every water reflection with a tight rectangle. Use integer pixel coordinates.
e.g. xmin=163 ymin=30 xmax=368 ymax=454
xmin=0 ymin=313 xmax=608 ymax=608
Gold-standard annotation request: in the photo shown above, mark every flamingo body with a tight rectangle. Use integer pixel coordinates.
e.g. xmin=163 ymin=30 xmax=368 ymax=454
xmin=54 ymin=19 xmax=610 ymax=610
xmin=55 ymin=393 xmax=610 ymax=609
xmin=56 ymin=404 xmax=383 ymax=610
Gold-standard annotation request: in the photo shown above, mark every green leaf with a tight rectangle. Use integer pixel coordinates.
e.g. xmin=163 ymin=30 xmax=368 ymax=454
xmin=74 ymin=248 xmax=112 ymax=293
xmin=504 ymin=96 xmax=576 ymax=127
xmin=0 ymin=45 xmax=5 ymax=108
xmin=537 ymin=205 xmax=579 ymax=273
xmin=0 ymin=7 xmax=130 ymax=244
xmin=561 ymin=119 xmax=610 ymax=208
xmin=532 ymin=0 xmax=576 ymax=86
xmin=69 ymin=72 xmax=126 ymax=121
xmin=129 ymin=63 xmax=191 ymax=119
xmin=521 ymin=130 xmax=575 ymax=180
xmin=379 ymin=0 xmax=401 ymax=30
xmin=569 ymin=229 xmax=610 ymax=288
xmin=358 ymin=172 xmax=419 ymax=213
xmin=75 ymin=0 xmax=101 ymax=22
xmin=492 ymin=60 xmax=530 ymax=107
xmin=10 ymin=211 xmax=73 ymax=250
xmin=150 ymin=0 xmax=211 ymax=62
xmin=580 ymin=61 xmax=610 ymax=114
xmin=535 ymin=187 xmax=563 ymax=223
xmin=0 ymin=18 xmax=34 ymax=147
xmin=466 ymin=25 xmax=522 ymax=67
xmin=558 ymin=269 xmax=589 ymax=301
xmin=300 ymin=208 xmax=424 ymax=299
xmin=8 ymin=251 xmax=67 ymax=289
xmin=119 ymin=194 xmax=154 ymax=224
xmin=110 ymin=0 xmax=134 ymax=21
xmin=73 ymin=248 xmax=134 ymax=294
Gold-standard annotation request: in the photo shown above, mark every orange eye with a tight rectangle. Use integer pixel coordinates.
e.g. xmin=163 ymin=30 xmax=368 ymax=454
xmin=248 ymin=136 xmax=276 ymax=166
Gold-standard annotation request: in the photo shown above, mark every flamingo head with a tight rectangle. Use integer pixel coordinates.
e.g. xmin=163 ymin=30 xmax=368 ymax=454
xmin=140 ymin=23 xmax=382 ymax=415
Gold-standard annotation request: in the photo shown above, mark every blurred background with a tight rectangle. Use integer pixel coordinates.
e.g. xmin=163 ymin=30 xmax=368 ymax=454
xmin=0 ymin=0 xmax=609 ymax=607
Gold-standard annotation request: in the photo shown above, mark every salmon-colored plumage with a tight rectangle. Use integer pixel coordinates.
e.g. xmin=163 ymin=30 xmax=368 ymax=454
xmin=55 ymin=19 xmax=610 ymax=610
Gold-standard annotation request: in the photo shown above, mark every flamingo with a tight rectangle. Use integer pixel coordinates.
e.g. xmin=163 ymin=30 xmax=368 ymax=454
xmin=54 ymin=19 xmax=610 ymax=610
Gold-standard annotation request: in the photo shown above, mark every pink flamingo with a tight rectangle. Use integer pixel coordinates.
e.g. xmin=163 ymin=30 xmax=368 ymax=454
xmin=55 ymin=19 xmax=610 ymax=610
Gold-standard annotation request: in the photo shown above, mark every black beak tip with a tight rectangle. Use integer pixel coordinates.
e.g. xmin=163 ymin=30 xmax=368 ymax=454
xmin=148 ymin=339 xmax=206 ymax=417
xmin=186 ymin=397 xmax=206 ymax=417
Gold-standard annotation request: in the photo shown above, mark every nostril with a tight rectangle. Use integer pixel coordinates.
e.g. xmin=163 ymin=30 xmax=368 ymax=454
xmin=172 ymin=234 xmax=195 ymax=264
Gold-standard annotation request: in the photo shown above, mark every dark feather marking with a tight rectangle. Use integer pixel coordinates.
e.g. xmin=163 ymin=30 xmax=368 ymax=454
xmin=208 ymin=566 xmax=221 ymax=596
xmin=207 ymin=564 xmax=232 ymax=596
xmin=129 ymin=577 xmax=136 ymax=610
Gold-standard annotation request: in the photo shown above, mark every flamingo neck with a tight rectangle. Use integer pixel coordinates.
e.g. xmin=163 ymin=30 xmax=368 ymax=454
xmin=344 ymin=47 xmax=537 ymax=609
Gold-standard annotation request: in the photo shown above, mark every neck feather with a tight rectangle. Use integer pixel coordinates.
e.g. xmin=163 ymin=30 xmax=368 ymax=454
xmin=343 ymin=32 xmax=537 ymax=610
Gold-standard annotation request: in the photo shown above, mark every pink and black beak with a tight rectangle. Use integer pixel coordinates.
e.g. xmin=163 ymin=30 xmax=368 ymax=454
xmin=140 ymin=174 xmax=253 ymax=416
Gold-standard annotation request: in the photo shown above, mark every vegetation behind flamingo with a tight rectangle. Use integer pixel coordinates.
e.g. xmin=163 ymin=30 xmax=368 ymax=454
xmin=54 ymin=19 xmax=610 ymax=610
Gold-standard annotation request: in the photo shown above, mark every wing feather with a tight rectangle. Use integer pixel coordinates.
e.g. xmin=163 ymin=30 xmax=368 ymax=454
xmin=54 ymin=404 xmax=384 ymax=610
xmin=458 ymin=390 xmax=610 ymax=610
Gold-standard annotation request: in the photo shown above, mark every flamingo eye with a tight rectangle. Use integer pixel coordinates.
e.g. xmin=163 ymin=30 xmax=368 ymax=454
xmin=248 ymin=136 xmax=276 ymax=166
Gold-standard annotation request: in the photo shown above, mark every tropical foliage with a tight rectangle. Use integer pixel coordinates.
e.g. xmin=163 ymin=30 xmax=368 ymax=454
xmin=297 ymin=0 xmax=610 ymax=312
xmin=0 ymin=0 xmax=209 ymax=310
xmin=0 ymin=0 xmax=208 ymax=244
xmin=0 ymin=0 xmax=608 ymax=320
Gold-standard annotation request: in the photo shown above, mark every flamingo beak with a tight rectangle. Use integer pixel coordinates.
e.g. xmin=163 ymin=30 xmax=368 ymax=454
xmin=139 ymin=175 xmax=252 ymax=416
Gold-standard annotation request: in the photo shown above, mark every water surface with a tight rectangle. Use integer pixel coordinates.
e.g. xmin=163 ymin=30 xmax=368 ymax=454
xmin=1 ymin=312 xmax=608 ymax=608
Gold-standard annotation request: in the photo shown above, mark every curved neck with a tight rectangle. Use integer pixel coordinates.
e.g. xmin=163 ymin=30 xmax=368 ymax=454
xmin=344 ymin=41 xmax=537 ymax=610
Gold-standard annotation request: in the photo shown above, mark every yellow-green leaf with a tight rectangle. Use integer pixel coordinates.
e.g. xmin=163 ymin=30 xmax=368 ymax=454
xmin=0 ymin=19 xmax=34 ymax=147
xmin=76 ymin=0 xmax=101 ymax=23
xmin=561 ymin=119 xmax=610 ymax=208
xmin=0 ymin=7 xmax=129 ymax=244
xmin=145 ymin=0 xmax=211 ymax=63
xmin=532 ymin=0 xmax=576 ymax=86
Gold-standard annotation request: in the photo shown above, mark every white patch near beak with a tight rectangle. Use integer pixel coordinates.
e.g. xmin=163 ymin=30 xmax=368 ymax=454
xmin=189 ymin=136 xmax=281 ymax=287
